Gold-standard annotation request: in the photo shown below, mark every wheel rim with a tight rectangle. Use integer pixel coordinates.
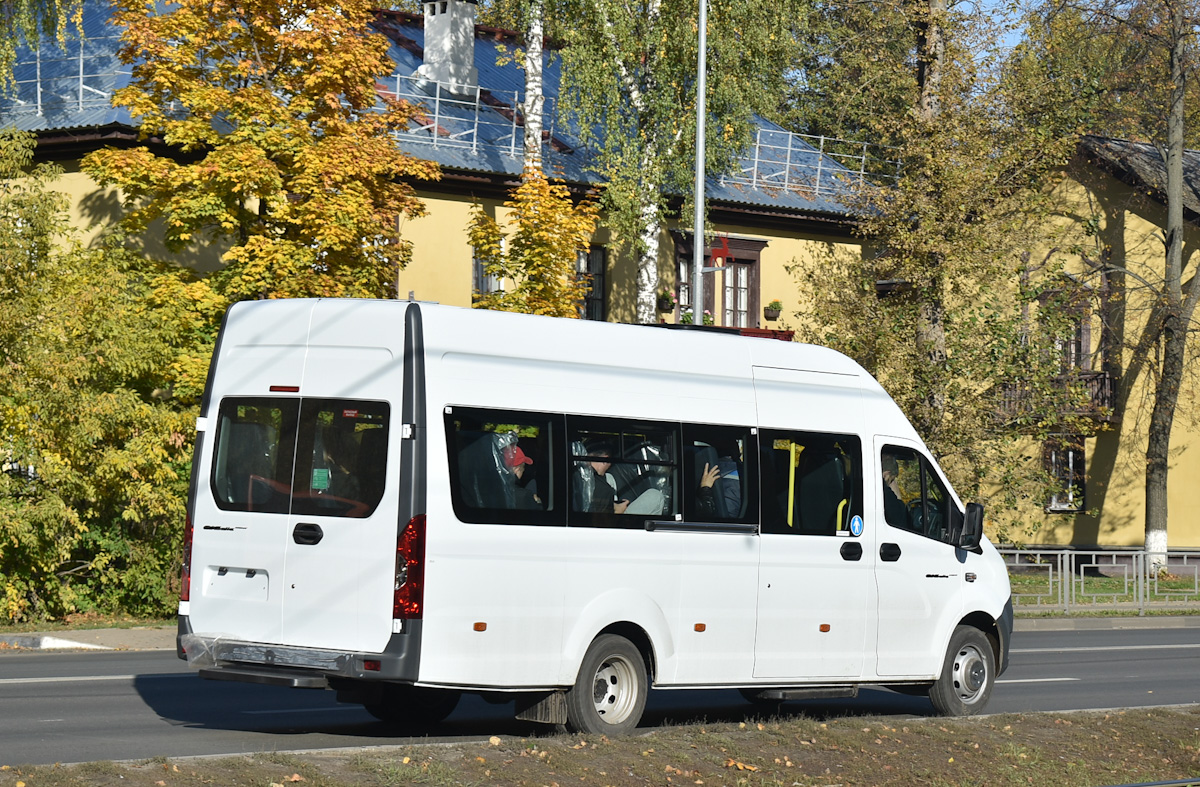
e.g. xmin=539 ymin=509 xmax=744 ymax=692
xmin=591 ymin=653 xmax=639 ymax=723
xmin=951 ymin=643 xmax=989 ymax=705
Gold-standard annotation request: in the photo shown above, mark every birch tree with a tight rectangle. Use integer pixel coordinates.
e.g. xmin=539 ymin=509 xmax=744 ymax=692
xmin=557 ymin=0 xmax=805 ymax=324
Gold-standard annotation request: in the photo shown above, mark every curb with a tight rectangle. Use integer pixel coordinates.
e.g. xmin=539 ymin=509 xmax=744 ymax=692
xmin=0 ymin=635 xmax=111 ymax=651
xmin=1013 ymin=615 xmax=1200 ymax=632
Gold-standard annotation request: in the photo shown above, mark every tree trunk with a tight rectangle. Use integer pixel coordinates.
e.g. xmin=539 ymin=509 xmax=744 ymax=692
xmin=1144 ymin=6 xmax=1188 ymax=572
xmin=913 ymin=0 xmax=947 ymax=437
xmin=521 ymin=0 xmax=545 ymax=175
xmin=635 ymin=198 xmax=660 ymax=324
xmin=915 ymin=0 xmax=944 ymax=123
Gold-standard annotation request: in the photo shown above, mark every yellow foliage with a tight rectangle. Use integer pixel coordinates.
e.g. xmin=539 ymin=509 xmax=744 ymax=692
xmin=470 ymin=169 xmax=599 ymax=318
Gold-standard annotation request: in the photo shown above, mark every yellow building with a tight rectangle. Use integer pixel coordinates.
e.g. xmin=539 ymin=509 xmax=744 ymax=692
xmin=1028 ymin=136 xmax=1200 ymax=548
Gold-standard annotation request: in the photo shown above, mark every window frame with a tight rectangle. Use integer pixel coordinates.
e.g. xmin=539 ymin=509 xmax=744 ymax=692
xmin=567 ymin=415 xmax=680 ymax=529
xmin=759 ymin=428 xmax=863 ymax=537
xmin=210 ymin=396 xmax=391 ymax=519
xmin=1045 ymin=435 xmax=1086 ymax=513
xmin=880 ymin=445 xmax=963 ymax=546
xmin=444 ymin=406 xmax=564 ymax=527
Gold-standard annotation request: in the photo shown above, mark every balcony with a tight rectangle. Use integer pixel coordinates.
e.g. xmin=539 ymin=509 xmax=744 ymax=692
xmin=998 ymin=370 xmax=1118 ymax=426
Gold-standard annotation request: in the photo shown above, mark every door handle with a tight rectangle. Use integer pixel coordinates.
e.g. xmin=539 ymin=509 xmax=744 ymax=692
xmin=292 ymin=522 xmax=324 ymax=545
xmin=839 ymin=541 xmax=863 ymax=561
xmin=880 ymin=542 xmax=902 ymax=562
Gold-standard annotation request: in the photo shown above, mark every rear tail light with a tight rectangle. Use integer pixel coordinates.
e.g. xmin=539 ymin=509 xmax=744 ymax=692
xmin=180 ymin=513 xmax=195 ymax=602
xmin=394 ymin=514 xmax=426 ymax=619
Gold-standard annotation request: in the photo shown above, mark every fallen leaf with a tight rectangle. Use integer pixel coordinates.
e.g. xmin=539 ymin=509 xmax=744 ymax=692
xmin=723 ymin=759 xmax=758 ymax=772
xmin=288 ymin=775 xmax=305 ymax=783
xmin=489 ymin=736 xmax=502 ymax=746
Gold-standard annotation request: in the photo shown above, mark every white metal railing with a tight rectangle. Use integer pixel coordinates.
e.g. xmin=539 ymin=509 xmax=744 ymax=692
xmin=720 ymin=128 xmax=900 ymax=197
xmin=4 ymin=35 xmax=123 ymax=117
xmin=1000 ymin=547 xmax=1200 ymax=614
xmin=3 ymin=48 xmax=897 ymax=200
xmin=379 ymin=72 xmax=562 ymax=157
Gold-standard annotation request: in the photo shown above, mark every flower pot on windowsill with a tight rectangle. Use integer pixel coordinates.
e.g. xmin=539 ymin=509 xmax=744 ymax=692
xmin=763 ymin=307 xmax=781 ymax=321
xmin=657 ymin=297 xmax=674 ymax=312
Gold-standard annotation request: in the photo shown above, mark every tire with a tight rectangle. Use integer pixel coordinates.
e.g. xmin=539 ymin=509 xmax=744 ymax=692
xmin=565 ymin=634 xmax=648 ymax=735
xmin=929 ymin=625 xmax=995 ymax=716
xmin=364 ymin=684 xmax=461 ymax=725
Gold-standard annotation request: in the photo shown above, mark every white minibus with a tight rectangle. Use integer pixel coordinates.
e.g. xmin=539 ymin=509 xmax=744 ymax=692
xmin=178 ymin=299 xmax=1013 ymax=733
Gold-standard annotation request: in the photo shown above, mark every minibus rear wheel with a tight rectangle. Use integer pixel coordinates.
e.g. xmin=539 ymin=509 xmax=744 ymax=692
xmin=566 ymin=634 xmax=648 ymax=735
xmin=364 ymin=684 xmax=461 ymax=725
xmin=929 ymin=625 xmax=995 ymax=716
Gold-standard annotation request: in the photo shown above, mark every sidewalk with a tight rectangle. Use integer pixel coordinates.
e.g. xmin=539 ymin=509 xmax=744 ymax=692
xmin=2 ymin=616 xmax=1199 ymax=652
xmin=0 ymin=625 xmax=176 ymax=651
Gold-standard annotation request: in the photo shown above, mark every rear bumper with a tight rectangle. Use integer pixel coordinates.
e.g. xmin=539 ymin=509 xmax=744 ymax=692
xmin=177 ymin=614 xmax=422 ymax=685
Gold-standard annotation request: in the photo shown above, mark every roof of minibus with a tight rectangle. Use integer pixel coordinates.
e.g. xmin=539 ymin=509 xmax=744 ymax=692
xmin=413 ymin=301 xmax=873 ymax=381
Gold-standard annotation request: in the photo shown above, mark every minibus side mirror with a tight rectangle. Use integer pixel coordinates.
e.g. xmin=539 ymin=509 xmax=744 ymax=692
xmin=959 ymin=502 xmax=984 ymax=551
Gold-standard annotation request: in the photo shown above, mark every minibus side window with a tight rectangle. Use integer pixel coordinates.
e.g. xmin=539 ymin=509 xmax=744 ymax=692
xmin=881 ymin=445 xmax=958 ymax=545
xmin=681 ymin=424 xmax=758 ymax=525
xmin=211 ymin=398 xmax=299 ymax=514
xmin=760 ymin=430 xmax=862 ymax=536
xmin=291 ymin=399 xmax=390 ymax=519
xmin=444 ymin=407 xmax=562 ymax=526
xmin=568 ymin=417 xmax=678 ymax=529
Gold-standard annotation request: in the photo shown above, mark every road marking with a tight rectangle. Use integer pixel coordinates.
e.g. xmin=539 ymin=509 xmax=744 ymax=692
xmin=997 ymin=677 xmax=1081 ymax=684
xmin=0 ymin=674 xmax=179 ymax=686
xmin=1012 ymin=643 xmax=1200 ymax=655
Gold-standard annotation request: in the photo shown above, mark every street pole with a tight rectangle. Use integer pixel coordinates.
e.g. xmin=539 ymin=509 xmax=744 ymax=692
xmin=691 ymin=0 xmax=707 ymax=326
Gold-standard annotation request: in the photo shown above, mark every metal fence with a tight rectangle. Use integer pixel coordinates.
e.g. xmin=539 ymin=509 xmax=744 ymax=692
xmin=1001 ymin=547 xmax=1200 ymax=614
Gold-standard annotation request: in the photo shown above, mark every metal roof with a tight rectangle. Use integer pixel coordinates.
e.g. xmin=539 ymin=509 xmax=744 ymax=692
xmin=1079 ymin=135 xmax=1200 ymax=222
xmin=0 ymin=1 xmax=877 ymax=219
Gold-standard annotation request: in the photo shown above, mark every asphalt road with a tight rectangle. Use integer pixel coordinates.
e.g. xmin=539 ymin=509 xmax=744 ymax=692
xmin=1 ymin=626 xmax=1198 ymax=766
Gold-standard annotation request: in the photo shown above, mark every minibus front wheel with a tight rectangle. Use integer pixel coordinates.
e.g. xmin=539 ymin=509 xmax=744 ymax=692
xmin=566 ymin=634 xmax=648 ymax=735
xmin=929 ymin=625 xmax=995 ymax=716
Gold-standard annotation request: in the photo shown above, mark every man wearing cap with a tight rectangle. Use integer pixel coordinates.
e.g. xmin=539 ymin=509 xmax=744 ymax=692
xmin=503 ymin=443 xmax=541 ymax=510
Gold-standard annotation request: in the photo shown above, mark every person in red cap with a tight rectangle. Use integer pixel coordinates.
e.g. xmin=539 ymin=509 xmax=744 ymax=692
xmin=503 ymin=443 xmax=541 ymax=509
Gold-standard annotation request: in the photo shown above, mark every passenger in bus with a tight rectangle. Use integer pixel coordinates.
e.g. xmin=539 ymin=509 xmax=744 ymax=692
xmin=581 ymin=445 xmax=630 ymax=514
xmin=881 ymin=452 xmax=907 ymax=527
xmin=503 ymin=443 xmax=541 ymax=510
xmin=696 ymin=462 xmax=723 ymax=518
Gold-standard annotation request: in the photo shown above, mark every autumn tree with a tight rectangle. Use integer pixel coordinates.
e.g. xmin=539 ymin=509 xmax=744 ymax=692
xmin=785 ymin=0 xmax=1100 ymax=539
xmin=1017 ymin=0 xmax=1200 ymax=563
xmin=82 ymin=0 xmax=439 ymax=304
xmin=0 ymin=130 xmax=217 ymax=621
xmin=556 ymin=0 xmax=806 ymax=324
xmin=468 ymin=174 xmax=598 ymax=317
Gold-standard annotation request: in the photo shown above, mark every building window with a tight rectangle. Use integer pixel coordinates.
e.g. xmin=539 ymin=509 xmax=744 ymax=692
xmin=670 ymin=232 xmax=766 ymax=327
xmin=473 ymin=255 xmax=500 ymax=296
xmin=577 ymin=245 xmax=606 ymax=321
xmin=1045 ymin=436 xmax=1085 ymax=513
xmin=724 ymin=261 xmax=753 ymax=328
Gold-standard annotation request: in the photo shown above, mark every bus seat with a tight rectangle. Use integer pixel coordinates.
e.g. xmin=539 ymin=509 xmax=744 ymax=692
xmin=222 ymin=422 xmax=274 ymax=506
xmin=797 ymin=452 xmax=846 ymax=533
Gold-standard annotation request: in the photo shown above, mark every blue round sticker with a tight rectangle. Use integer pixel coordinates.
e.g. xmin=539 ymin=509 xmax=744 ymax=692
xmin=849 ymin=515 xmax=864 ymax=537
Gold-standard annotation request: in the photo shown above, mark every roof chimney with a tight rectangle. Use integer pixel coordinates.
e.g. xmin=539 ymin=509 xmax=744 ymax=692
xmin=417 ymin=0 xmax=479 ymax=95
